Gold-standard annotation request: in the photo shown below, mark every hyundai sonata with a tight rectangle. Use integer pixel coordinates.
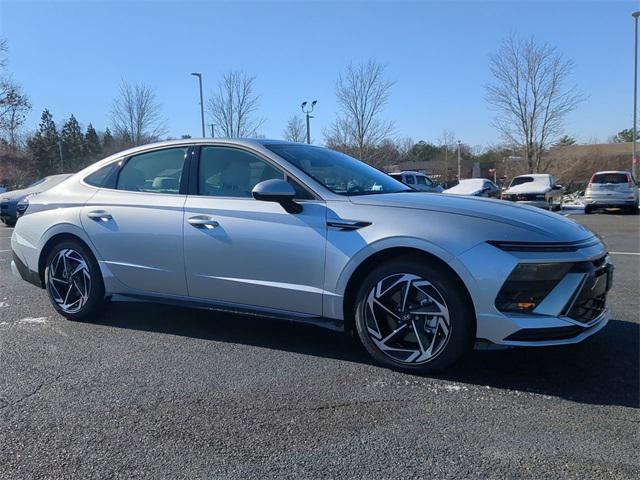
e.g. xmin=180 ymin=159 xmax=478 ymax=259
xmin=11 ymin=139 xmax=612 ymax=372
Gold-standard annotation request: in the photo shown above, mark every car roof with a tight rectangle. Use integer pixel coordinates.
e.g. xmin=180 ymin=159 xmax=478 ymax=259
xmin=513 ymin=173 xmax=551 ymax=178
xmin=592 ymin=170 xmax=630 ymax=175
xmin=388 ymin=171 xmax=426 ymax=176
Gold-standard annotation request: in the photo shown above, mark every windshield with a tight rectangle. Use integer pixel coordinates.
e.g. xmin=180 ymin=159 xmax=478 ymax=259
xmin=27 ymin=178 xmax=46 ymax=188
xmin=265 ymin=144 xmax=411 ymax=196
xmin=509 ymin=176 xmax=536 ymax=187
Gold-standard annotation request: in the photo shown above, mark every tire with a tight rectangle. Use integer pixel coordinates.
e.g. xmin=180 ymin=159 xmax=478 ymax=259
xmin=584 ymin=205 xmax=594 ymax=214
xmin=44 ymin=240 xmax=106 ymax=320
xmin=5 ymin=219 xmax=15 ymax=227
xmin=354 ymin=256 xmax=474 ymax=374
xmin=629 ymin=204 xmax=639 ymax=215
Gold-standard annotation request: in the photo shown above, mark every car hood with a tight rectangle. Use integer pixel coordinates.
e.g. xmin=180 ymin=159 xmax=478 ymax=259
xmin=504 ymin=182 xmax=550 ymax=194
xmin=349 ymin=192 xmax=591 ymax=241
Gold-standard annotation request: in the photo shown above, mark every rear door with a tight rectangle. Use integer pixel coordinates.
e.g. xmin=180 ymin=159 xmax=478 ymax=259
xmin=81 ymin=146 xmax=191 ymax=296
xmin=591 ymin=173 xmax=632 ymax=199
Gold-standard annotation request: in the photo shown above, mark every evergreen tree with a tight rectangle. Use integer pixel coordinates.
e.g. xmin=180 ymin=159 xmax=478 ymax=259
xmin=102 ymin=127 xmax=114 ymax=153
xmin=27 ymin=109 xmax=60 ymax=176
xmin=60 ymin=114 xmax=86 ymax=171
xmin=85 ymin=123 xmax=102 ymax=158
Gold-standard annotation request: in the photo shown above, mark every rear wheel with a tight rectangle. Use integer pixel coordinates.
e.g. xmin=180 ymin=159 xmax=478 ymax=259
xmin=44 ymin=240 xmax=106 ymax=320
xmin=354 ymin=257 xmax=474 ymax=373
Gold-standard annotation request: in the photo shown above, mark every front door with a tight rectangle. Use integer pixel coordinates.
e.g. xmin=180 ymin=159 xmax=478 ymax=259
xmin=81 ymin=146 xmax=190 ymax=296
xmin=183 ymin=145 xmax=327 ymax=316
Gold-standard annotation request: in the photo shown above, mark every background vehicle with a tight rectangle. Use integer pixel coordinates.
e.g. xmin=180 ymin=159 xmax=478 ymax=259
xmin=389 ymin=171 xmax=443 ymax=193
xmin=1 ymin=174 xmax=72 ymax=227
xmin=11 ymin=140 xmax=611 ymax=374
xmin=583 ymin=171 xmax=639 ymax=214
xmin=501 ymin=173 xmax=563 ymax=211
xmin=0 ymin=185 xmax=6 ymax=194
xmin=444 ymin=178 xmax=500 ymax=197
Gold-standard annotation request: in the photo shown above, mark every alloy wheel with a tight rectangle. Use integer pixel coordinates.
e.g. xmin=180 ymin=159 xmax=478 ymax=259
xmin=364 ymin=273 xmax=452 ymax=364
xmin=47 ymin=248 xmax=91 ymax=314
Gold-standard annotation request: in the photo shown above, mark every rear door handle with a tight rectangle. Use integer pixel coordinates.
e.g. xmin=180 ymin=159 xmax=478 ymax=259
xmin=188 ymin=215 xmax=219 ymax=229
xmin=87 ymin=210 xmax=112 ymax=222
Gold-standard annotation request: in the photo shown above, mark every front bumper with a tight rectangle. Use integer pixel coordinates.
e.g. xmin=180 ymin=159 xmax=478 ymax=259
xmin=458 ymin=240 xmax=612 ymax=347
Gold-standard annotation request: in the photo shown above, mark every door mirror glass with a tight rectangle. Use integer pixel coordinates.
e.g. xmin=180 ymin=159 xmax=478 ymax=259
xmin=252 ymin=179 xmax=301 ymax=213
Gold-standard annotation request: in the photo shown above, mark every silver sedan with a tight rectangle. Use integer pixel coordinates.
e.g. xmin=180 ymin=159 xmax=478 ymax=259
xmin=10 ymin=139 xmax=612 ymax=373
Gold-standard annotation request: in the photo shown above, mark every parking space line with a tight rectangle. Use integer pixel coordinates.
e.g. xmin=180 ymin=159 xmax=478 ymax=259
xmin=0 ymin=249 xmax=11 ymax=253
xmin=609 ymin=251 xmax=640 ymax=256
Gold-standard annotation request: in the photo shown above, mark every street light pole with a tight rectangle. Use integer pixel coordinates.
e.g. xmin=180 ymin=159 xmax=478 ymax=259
xmin=191 ymin=73 xmax=205 ymax=138
xmin=209 ymin=123 xmax=216 ymax=138
xmin=457 ymin=140 xmax=462 ymax=180
xmin=632 ymin=11 xmax=640 ymax=180
xmin=301 ymin=100 xmax=317 ymax=144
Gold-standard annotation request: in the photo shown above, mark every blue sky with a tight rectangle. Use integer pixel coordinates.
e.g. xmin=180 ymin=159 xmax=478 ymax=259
xmin=1 ymin=0 xmax=636 ymax=146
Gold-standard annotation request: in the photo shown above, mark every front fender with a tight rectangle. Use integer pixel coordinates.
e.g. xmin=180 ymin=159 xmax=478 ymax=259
xmin=322 ymin=235 xmax=480 ymax=321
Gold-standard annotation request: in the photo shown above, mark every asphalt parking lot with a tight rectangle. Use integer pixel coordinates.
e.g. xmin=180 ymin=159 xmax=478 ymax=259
xmin=0 ymin=212 xmax=638 ymax=479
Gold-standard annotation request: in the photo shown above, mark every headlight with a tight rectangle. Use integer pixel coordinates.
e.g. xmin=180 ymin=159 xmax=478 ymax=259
xmin=495 ymin=263 xmax=573 ymax=312
xmin=16 ymin=192 xmax=39 ymax=215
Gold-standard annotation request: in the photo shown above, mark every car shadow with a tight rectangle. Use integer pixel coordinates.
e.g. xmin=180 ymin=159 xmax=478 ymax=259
xmin=96 ymin=303 xmax=638 ymax=409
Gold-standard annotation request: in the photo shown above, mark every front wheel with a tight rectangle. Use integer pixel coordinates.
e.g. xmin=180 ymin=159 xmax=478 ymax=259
xmin=354 ymin=257 xmax=474 ymax=373
xmin=44 ymin=240 xmax=106 ymax=320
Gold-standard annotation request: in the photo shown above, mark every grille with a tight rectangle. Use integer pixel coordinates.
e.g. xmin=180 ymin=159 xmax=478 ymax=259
xmin=568 ymin=293 xmax=607 ymax=323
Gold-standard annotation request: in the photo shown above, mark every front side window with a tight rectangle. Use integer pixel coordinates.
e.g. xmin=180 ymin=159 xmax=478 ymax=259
xmin=265 ymin=144 xmax=411 ymax=196
xmin=199 ymin=147 xmax=284 ymax=198
xmin=117 ymin=148 xmax=187 ymax=194
xmin=415 ymin=176 xmax=427 ymax=185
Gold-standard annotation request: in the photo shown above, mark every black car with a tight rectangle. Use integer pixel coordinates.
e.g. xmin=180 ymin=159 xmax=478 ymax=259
xmin=1 ymin=174 xmax=71 ymax=227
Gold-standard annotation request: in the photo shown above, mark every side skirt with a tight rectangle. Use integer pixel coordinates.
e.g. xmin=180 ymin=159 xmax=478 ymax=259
xmin=109 ymin=293 xmax=345 ymax=332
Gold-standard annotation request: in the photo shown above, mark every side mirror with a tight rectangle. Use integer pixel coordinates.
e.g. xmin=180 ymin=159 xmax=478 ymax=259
xmin=252 ymin=179 xmax=302 ymax=214
xmin=553 ymin=184 xmax=563 ymax=191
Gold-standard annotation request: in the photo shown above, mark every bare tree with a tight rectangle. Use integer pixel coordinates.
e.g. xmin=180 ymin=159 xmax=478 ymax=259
xmin=110 ymin=80 xmax=167 ymax=147
xmin=207 ymin=70 xmax=264 ymax=138
xmin=282 ymin=114 xmax=306 ymax=142
xmin=0 ymin=40 xmax=31 ymax=148
xmin=0 ymin=39 xmax=7 ymax=69
xmin=0 ymin=80 xmax=31 ymax=148
xmin=486 ymin=35 xmax=584 ymax=173
xmin=326 ymin=60 xmax=395 ymax=163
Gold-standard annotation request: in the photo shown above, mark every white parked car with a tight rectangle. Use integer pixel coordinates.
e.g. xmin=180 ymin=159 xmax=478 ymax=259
xmin=501 ymin=174 xmax=563 ymax=211
xmin=444 ymin=178 xmax=500 ymax=198
xmin=389 ymin=171 xmax=443 ymax=193
xmin=584 ymin=171 xmax=639 ymax=214
xmin=10 ymin=140 xmax=612 ymax=373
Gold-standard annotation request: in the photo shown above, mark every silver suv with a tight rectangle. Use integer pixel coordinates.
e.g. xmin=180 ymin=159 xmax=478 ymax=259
xmin=584 ymin=171 xmax=639 ymax=214
xmin=388 ymin=171 xmax=443 ymax=193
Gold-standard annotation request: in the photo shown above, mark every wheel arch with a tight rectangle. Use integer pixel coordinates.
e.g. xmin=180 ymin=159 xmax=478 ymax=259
xmin=38 ymin=230 xmax=99 ymax=287
xmin=341 ymin=246 xmax=477 ymax=335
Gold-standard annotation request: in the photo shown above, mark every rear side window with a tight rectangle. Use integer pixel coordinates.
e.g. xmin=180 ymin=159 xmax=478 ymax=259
xmin=592 ymin=173 xmax=628 ymax=184
xmin=404 ymin=175 xmax=415 ymax=184
xmin=84 ymin=162 xmax=118 ymax=188
xmin=117 ymin=148 xmax=188 ymax=194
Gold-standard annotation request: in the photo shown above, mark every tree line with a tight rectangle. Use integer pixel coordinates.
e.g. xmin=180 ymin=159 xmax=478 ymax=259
xmin=0 ymin=34 xmax=636 ymax=188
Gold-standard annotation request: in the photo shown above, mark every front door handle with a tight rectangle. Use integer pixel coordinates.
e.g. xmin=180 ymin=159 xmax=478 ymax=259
xmin=188 ymin=215 xmax=219 ymax=229
xmin=87 ymin=210 xmax=112 ymax=222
